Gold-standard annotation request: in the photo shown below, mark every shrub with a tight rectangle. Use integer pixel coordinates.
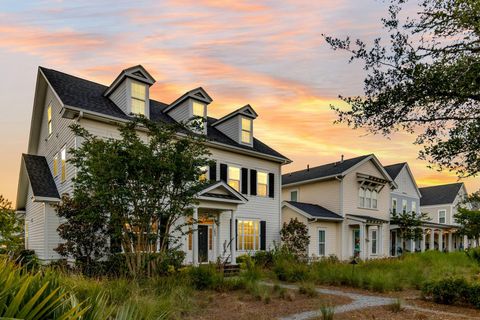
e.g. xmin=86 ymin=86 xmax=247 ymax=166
xmin=253 ymin=250 xmax=275 ymax=268
xmin=468 ymin=283 xmax=480 ymax=308
xmin=280 ymin=218 xmax=310 ymax=260
xmin=15 ymin=249 xmax=38 ymax=270
xmin=422 ymin=278 xmax=469 ymax=305
xmin=273 ymin=252 xmax=309 ymax=282
xmin=298 ymin=282 xmax=318 ymax=297
xmin=467 ymin=247 xmax=480 ymax=264
xmin=320 ymin=304 xmax=335 ymax=320
xmin=240 ymin=255 xmax=262 ymax=282
xmin=188 ymin=264 xmax=223 ymax=290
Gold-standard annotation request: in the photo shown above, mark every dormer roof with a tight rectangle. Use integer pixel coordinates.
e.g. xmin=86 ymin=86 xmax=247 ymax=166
xmin=212 ymin=104 xmax=258 ymax=127
xmin=163 ymin=87 xmax=213 ymax=114
xmin=103 ymin=65 xmax=155 ymax=97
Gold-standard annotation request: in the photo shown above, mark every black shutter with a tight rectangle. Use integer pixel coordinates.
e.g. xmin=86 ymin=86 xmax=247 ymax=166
xmin=260 ymin=221 xmax=266 ymax=250
xmin=268 ymin=173 xmax=275 ymax=198
xmin=209 ymin=162 xmax=217 ymax=181
xmin=235 ymin=219 xmax=238 ymax=250
xmin=220 ymin=163 xmax=228 ymax=182
xmin=241 ymin=168 xmax=248 ymax=194
xmin=250 ymin=169 xmax=257 ymax=196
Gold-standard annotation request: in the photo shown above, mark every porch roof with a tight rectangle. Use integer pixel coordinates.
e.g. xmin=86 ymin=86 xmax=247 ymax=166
xmin=347 ymin=214 xmax=388 ymax=224
xmin=283 ymin=201 xmax=343 ymax=221
xmin=196 ymin=180 xmax=247 ymax=204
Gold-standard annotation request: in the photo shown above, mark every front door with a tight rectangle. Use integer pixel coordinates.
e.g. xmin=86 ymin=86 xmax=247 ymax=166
xmin=198 ymin=225 xmax=209 ymax=263
xmin=353 ymin=229 xmax=360 ymax=257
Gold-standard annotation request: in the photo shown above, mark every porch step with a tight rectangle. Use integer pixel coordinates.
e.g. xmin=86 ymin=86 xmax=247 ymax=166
xmin=222 ymin=264 xmax=240 ymax=277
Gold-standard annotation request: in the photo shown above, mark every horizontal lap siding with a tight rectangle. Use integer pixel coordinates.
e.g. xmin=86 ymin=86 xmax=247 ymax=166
xmin=282 ymin=180 xmax=341 ymax=214
xmin=421 ymin=205 xmax=452 ymax=224
xmin=109 ymin=81 xmax=128 ymax=114
xmin=25 ymin=186 xmax=45 ymax=259
xmin=215 ymin=118 xmax=239 ymax=143
xmin=210 ymin=147 xmax=282 ymax=255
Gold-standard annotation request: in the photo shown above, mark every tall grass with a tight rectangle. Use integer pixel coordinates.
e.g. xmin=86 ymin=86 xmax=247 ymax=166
xmin=309 ymin=251 xmax=480 ymax=292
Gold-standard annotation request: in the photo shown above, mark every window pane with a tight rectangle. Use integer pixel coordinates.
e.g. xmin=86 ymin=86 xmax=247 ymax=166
xmin=131 ymin=99 xmax=145 ymax=115
xmin=229 ymin=167 xmax=240 ymax=180
xmin=61 ymin=147 xmax=66 ymax=182
xmin=47 ymin=105 xmax=52 ymax=135
xmin=53 ymin=154 xmax=58 ymax=176
xmin=131 ymin=82 xmax=146 ymax=100
xmin=257 ymin=172 xmax=268 ymax=197
xmin=193 ymin=101 xmax=205 ymax=117
xmin=291 ymin=191 xmax=298 ymax=202
xmin=241 ymin=118 xmax=251 ymax=131
xmin=241 ymin=130 xmax=251 ymax=143
xmin=238 ymin=220 xmax=259 ymax=251
xmin=372 ymin=230 xmax=377 ymax=254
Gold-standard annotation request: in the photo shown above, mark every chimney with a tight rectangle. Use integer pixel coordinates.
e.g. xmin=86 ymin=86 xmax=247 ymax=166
xmin=341 ymin=155 xmax=344 ymax=163
xmin=307 ymin=164 xmax=310 ymax=171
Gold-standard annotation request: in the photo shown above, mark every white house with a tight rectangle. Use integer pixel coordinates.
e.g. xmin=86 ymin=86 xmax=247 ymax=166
xmin=282 ymin=154 xmax=396 ymax=261
xmin=16 ymin=65 xmax=291 ymax=264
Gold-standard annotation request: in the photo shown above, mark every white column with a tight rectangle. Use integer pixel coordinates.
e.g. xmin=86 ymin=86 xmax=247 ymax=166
xmin=430 ymin=229 xmax=435 ymax=250
xmin=192 ymin=207 xmax=199 ymax=266
xmin=438 ymin=230 xmax=443 ymax=252
xmin=464 ymin=235 xmax=468 ymax=250
xmin=410 ymin=238 xmax=415 ymax=252
xmin=215 ymin=219 xmax=221 ymax=260
xmin=359 ymin=224 xmax=366 ymax=260
xmin=230 ymin=210 xmax=236 ymax=264
xmin=421 ymin=229 xmax=426 ymax=252
xmin=448 ymin=232 xmax=453 ymax=252
xmin=378 ymin=225 xmax=383 ymax=257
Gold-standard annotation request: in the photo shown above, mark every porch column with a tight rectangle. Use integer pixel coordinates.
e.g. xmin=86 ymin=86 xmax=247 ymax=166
xmin=448 ymin=232 xmax=453 ymax=252
xmin=430 ymin=229 xmax=435 ymax=250
xmin=421 ymin=229 xmax=426 ymax=252
xmin=216 ymin=221 xmax=221 ymax=260
xmin=438 ymin=230 xmax=443 ymax=252
xmin=230 ymin=210 xmax=236 ymax=264
xmin=378 ymin=225 xmax=383 ymax=256
xmin=359 ymin=223 xmax=366 ymax=259
xmin=192 ymin=207 xmax=199 ymax=266
xmin=410 ymin=237 xmax=415 ymax=253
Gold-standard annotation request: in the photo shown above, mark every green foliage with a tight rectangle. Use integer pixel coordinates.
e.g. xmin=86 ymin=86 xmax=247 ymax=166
xmin=388 ymin=298 xmax=403 ymax=313
xmin=252 ymin=250 xmax=275 ymax=268
xmin=0 ymin=195 xmax=24 ymax=252
xmin=15 ymin=249 xmax=39 ymax=271
xmin=466 ymin=247 xmax=480 ymax=264
xmin=187 ymin=264 xmax=223 ymax=290
xmin=280 ymin=218 xmax=310 ymax=260
xmin=298 ymin=282 xmax=318 ymax=297
xmin=58 ymin=117 xmax=211 ymax=277
xmin=391 ymin=210 xmax=430 ymax=250
xmin=422 ymin=278 xmax=469 ymax=305
xmin=324 ymin=0 xmax=480 ymax=177
xmin=240 ymin=255 xmax=262 ymax=282
xmin=273 ymin=253 xmax=309 ymax=282
xmin=319 ymin=304 xmax=335 ymax=320
xmin=454 ymin=207 xmax=480 ymax=240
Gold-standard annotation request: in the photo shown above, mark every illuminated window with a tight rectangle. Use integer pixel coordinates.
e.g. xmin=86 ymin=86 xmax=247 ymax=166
xmin=61 ymin=146 xmax=66 ymax=182
xmin=199 ymin=166 xmax=208 ymax=182
xmin=192 ymin=101 xmax=205 ymax=131
xmin=131 ymin=81 xmax=146 ymax=115
xmin=237 ymin=220 xmax=260 ymax=251
xmin=257 ymin=171 xmax=268 ymax=197
xmin=53 ymin=153 xmax=58 ymax=176
xmin=47 ymin=104 xmax=52 ymax=135
xmin=241 ymin=117 xmax=252 ymax=144
xmin=228 ymin=166 xmax=240 ymax=191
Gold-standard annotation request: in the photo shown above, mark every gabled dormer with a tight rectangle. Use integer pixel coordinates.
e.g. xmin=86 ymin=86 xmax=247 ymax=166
xmin=212 ymin=105 xmax=258 ymax=147
xmin=104 ymin=65 xmax=155 ymax=119
xmin=163 ymin=87 xmax=212 ymax=135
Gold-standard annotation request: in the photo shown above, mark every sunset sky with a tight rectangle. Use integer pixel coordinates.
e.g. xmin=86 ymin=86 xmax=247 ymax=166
xmin=0 ymin=0 xmax=478 ymax=205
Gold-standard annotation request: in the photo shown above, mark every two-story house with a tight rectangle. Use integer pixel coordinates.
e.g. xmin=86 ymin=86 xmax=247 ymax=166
xmin=420 ymin=183 xmax=471 ymax=251
xmin=282 ymin=154 xmax=395 ymax=260
xmin=16 ymin=65 xmax=290 ymax=264
xmin=383 ymin=162 xmax=422 ymax=255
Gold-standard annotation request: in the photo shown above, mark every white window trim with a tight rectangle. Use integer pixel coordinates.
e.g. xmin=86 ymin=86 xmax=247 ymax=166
xmin=237 ymin=219 xmax=261 ymax=252
xmin=256 ymin=170 xmax=269 ymax=197
xmin=47 ymin=103 xmax=53 ymax=137
xmin=358 ymin=186 xmax=378 ymax=210
xmin=191 ymin=100 xmax=207 ymax=134
xmin=392 ymin=198 xmax=397 ymax=214
xmin=402 ymin=199 xmax=408 ymax=214
xmin=438 ymin=209 xmax=447 ymax=224
xmin=240 ymin=116 xmax=253 ymax=145
xmin=318 ymin=228 xmax=326 ymax=257
xmin=60 ymin=145 xmax=67 ymax=183
xmin=290 ymin=189 xmax=299 ymax=202
xmin=227 ymin=165 xmax=241 ymax=192
xmin=371 ymin=229 xmax=378 ymax=255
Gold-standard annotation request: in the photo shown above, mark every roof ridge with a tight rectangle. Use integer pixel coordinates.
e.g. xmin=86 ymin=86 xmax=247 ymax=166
xmin=283 ymin=154 xmax=371 ymax=176
xmin=384 ymin=162 xmax=407 ymax=168
xmin=419 ymin=182 xmax=463 ymax=190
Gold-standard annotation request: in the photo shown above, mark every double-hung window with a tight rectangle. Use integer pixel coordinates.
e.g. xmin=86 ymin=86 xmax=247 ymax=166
xmin=237 ymin=220 xmax=260 ymax=251
xmin=371 ymin=190 xmax=378 ymax=209
xmin=411 ymin=202 xmax=417 ymax=214
xmin=392 ymin=198 xmax=397 ymax=214
xmin=359 ymin=188 xmax=365 ymax=207
xmin=318 ymin=229 xmax=326 ymax=256
xmin=439 ymin=210 xmax=446 ymax=224
xmin=192 ymin=101 xmax=205 ymax=130
xmin=257 ymin=171 xmax=268 ymax=197
xmin=61 ymin=146 xmax=66 ymax=182
xmin=359 ymin=187 xmax=378 ymax=209
xmin=47 ymin=104 xmax=52 ymax=136
xmin=53 ymin=153 xmax=59 ymax=176
xmin=199 ymin=166 xmax=208 ymax=182
xmin=241 ymin=117 xmax=252 ymax=144
xmin=402 ymin=200 xmax=408 ymax=214
xmin=228 ymin=166 xmax=240 ymax=192
xmin=371 ymin=229 xmax=377 ymax=255
xmin=131 ymin=81 xmax=146 ymax=115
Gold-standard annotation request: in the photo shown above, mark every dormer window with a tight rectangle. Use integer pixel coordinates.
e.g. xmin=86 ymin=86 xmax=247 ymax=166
xmin=131 ymin=81 xmax=146 ymax=115
xmin=192 ymin=100 xmax=206 ymax=130
xmin=241 ymin=117 xmax=252 ymax=144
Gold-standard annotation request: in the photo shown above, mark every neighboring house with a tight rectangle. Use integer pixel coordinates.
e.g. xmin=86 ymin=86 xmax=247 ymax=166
xmin=383 ymin=162 xmax=422 ymax=255
xmin=16 ymin=65 xmax=290 ymax=264
xmin=420 ymin=183 xmax=471 ymax=251
xmin=282 ymin=155 xmax=396 ymax=260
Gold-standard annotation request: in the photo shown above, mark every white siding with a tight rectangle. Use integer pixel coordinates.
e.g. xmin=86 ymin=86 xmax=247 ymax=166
xmin=168 ymin=100 xmax=190 ymax=124
xmin=109 ymin=80 xmax=128 ymax=114
xmin=394 ymin=166 xmax=419 ymax=198
xmin=216 ymin=117 xmax=240 ymax=144
xmin=25 ymin=186 xmax=45 ymax=259
xmin=282 ymin=179 xmax=341 ymax=214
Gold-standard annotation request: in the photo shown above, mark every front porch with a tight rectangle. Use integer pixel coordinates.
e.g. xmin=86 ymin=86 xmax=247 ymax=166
xmin=346 ymin=214 xmax=388 ymax=260
xmin=186 ymin=180 xmax=248 ymax=266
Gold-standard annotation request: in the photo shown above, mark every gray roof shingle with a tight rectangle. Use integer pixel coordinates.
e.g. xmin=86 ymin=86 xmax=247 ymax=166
xmin=383 ymin=163 xmax=406 ymax=180
xmin=282 ymin=155 xmax=371 ymax=185
xmin=39 ymin=67 xmax=289 ymax=162
xmin=420 ymin=183 xmax=464 ymax=206
xmin=285 ymin=201 xmax=343 ymax=220
xmin=23 ymin=154 xmax=60 ymax=199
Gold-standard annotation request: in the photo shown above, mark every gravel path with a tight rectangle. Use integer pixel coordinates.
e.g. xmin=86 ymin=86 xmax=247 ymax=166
xmin=261 ymin=282 xmax=479 ymax=320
